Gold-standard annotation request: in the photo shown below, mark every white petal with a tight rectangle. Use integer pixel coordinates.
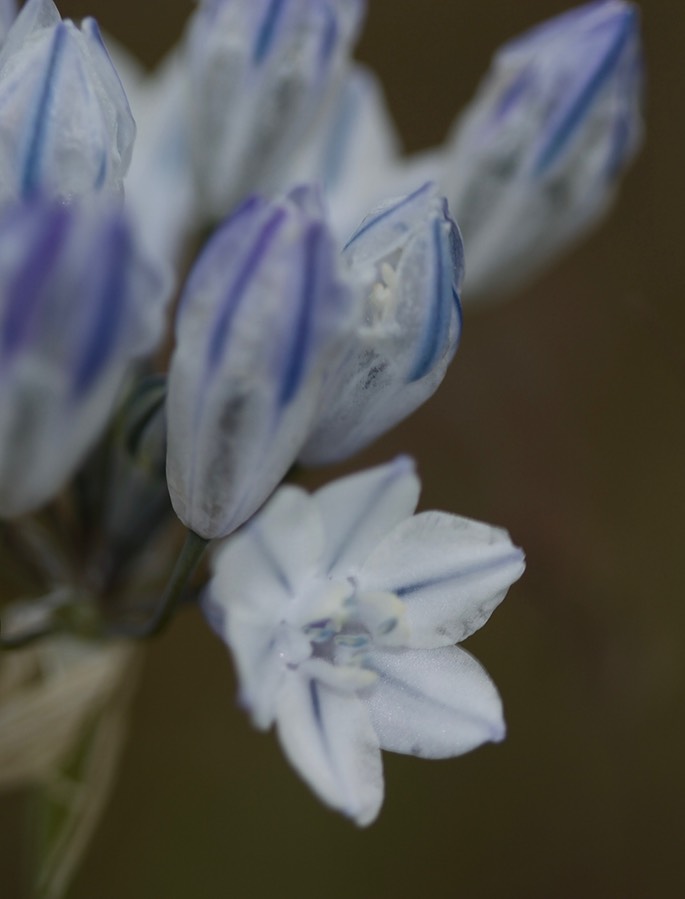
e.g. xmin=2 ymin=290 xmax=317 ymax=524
xmin=210 ymin=485 xmax=324 ymax=624
xmin=224 ymin=618 xmax=291 ymax=730
xmin=359 ymin=511 xmax=525 ymax=648
xmin=365 ymin=646 xmax=505 ymax=758
xmin=314 ymin=456 xmax=420 ymax=576
xmin=276 ymin=672 xmax=383 ymax=826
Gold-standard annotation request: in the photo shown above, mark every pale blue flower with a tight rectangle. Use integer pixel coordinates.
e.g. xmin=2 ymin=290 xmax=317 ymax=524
xmin=0 ymin=198 xmax=169 ymax=518
xmin=288 ymin=1 xmax=643 ymax=300
xmin=0 ymin=0 xmax=135 ymax=203
xmin=300 ymin=182 xmax=464 ymax=465
xmin=443 ymin=0 xmax=643 ymax=297
xmin=205 ymin=457 xmax=525 ymax=825
xmin=184 ymin=0 xmax=365 ymax=219
xmin=166 ymin=187 xmax=357 ymax=539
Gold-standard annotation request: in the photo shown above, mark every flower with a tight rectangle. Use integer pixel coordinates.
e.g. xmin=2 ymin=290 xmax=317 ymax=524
xmin=300 ymin=181 xmax=464 ymax=465
xmin=205 ymin=457 xmax=525 ymax=825
xmin=0 ymin=0 xmax=135 ymax=203
xmin=441 ymin=0 xmax=643 ymax=297
xmin=0 ymin=198 xmax=169 ymax=518
xmin=283 ymin=1 xmax=643 ymax=301
xmin=165 ymin=187 xmax=357 ymax=539
xmin=184 ymin=0 xmax=365 ymax=221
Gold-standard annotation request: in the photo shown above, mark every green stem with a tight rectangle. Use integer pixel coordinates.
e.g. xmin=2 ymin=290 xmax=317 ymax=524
xmin=111 ymin=530 xmax=209 ymax=639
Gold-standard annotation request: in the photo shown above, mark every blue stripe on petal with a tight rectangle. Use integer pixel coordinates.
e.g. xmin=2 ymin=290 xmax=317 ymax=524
xmin=533 ymin=8 xmax=637 ymax=175
xmin=71 ymin=217 xmax=129 ymax=396
xmin=21 ymin=23 xmax=67 ymax=197
xmin=327 ymin=456 xmax=414 ymax=572
xmin=278 ymin=223 xmax=323 ymax=408
xmin=253 ymin=0 xmax=287 ymax=64
xmin=309 ymin=678 xmax=323 ymax=726
xmin=370 ymin=666 xmax=504 ymax=742
xmin=248 ymin=521 xmax=292 ymax=593
xmin=342 ymin=183 xmax=431 ymax=252
xmin=1 ymin=204 xmax=71 ymax=360
xmin=394 ymin=549 xmax=525 ymax=598
xmin=206 ymin=208 xmax=287 ymax=372
xmin=407 ymin=218 xmax=455 ymax=382
xmin=319 ymin=7 xmax=338 ymax=68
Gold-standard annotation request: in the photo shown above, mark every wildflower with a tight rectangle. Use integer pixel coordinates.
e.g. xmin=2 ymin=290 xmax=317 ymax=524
xmin=288 ymin=1 xmax=643 ymax=300
xmin=184 ymin=0 xmax=365 ymax=220
xmin=0 ymin=198 xmax=169 ymax=518
xmin=205 ymin=457 xmax=525 ymax=824
xmin=439 ymin=0 xmax=643 ymax=296
xmin=165 ymin=187 xmax=357 ymax=539
xmin=300 ymin=182 xmax=464 ymax=465
xmin=0 ymin=0 xmax=135 ymax=203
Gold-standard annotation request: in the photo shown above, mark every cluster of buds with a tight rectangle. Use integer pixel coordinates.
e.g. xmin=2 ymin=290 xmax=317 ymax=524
xmin=0 ymin=0 xmax=641 ymax=846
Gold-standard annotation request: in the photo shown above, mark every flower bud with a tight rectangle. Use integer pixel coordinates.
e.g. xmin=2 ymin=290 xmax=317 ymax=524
xmin=299 ymin=182 xmax=463 ymax=466
xmin=0 ymin=199 xmax=169 ymax=518
xmin=166 ymin=187 xmax=357 ymax=539
xmin=0 ymin=0 xmax=135 ymax=203
xmin=444 ymin=0 xmax=643 ymax=298
xmin=185 ymin=0 xmax=365 ymax=219
xmin=283 ymin=63 xmax=402 ymax=240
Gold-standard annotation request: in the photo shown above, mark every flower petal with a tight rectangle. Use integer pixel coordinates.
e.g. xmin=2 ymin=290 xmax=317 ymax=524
xmin=359 ymin=510 xmax=525 ymax=648
xmin=276 ymin=671 xmax=383 ymax=826
xmin=365 ymin=646 xmax=505 ymax=758
xmin=314 ymin=456 xmax=419 ymax=576
xmin=209 ymin=485 xmax=324 ymax=624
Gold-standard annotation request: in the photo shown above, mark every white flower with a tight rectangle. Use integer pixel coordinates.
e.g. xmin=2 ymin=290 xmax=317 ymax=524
xmin=0 ymin=197 xmax=170 ymax=518
xmin=300 ymin=181 xmax=464 ymax=466
xmin=288 ymin=1 xmax=643 ymax=300
xmin=184 ymin=0 xmax=365 ymax=221
xmin=0 ymin=0 xmax=135 ymax=202
xmin=166 ymin=186 xmax=357 ymax=539
xmin=205 ymin=457 xmax=525 ymax=825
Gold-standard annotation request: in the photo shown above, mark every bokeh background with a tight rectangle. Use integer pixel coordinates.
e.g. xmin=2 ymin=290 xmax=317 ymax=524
xmin=2 ymin=0 xmax=684 ymax=896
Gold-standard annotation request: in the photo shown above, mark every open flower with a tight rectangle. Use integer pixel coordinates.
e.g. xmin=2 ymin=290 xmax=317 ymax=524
xmin=205 ymin=457 xmax=525 ymax=825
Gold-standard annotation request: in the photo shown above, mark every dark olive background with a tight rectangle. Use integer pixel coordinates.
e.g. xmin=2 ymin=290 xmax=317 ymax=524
xmin=2 ymin=1 xmax=685 ymax=897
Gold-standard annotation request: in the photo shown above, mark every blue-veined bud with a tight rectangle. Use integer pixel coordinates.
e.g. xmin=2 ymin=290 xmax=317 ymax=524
xmin=0 ymin=199 xmax=170 ymax=518
xmin=185 ymin=0 xmax=365 ymax=220
xmin=443 ymin=0 xmax=643 ymax=298
xmin=166 ymin=186 xmax=357 ymax=539
xmin=0 ymin=0 xmax=135 ymax=203
xmin=299 ymin=182 xmax=463 ymax=466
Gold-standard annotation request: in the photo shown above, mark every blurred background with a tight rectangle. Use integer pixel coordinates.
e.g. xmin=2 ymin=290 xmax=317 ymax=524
xmin=2 ymin=0 xmax=684 ymax=896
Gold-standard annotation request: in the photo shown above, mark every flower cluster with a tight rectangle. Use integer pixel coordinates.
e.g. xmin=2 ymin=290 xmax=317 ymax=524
xmin=0 ymin=0 xmax=642 ymax=854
